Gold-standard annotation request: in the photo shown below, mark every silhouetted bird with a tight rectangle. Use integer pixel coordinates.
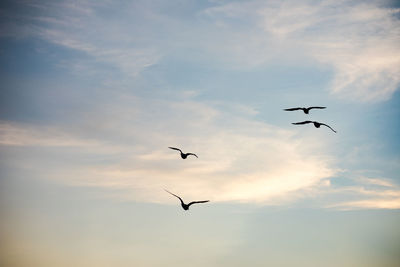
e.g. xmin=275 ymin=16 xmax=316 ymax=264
xmin=292 ymin=121 xmax=337 ymax=133
xmin=165 ymin=190 xmax=209 ymax=210
xmin=284 ymin=106 xmax=326 ymax=114
xmin=168 ymin=147 xmax=198 ymax=159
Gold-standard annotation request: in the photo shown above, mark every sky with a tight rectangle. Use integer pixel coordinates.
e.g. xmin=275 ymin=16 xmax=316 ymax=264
xmin=0 ymin=0 xmax=399 ymax=266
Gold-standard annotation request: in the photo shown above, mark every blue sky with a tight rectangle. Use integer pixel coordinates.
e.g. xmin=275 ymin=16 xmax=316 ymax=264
xmin=1 ymin=0 xmax=400 ymax=266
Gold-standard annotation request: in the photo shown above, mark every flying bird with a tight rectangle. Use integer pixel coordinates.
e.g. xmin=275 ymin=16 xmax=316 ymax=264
xmin=168 ymin=147 xmax=198 ymax=159
xmin=284 ymin=106 xmax=326 ymax=114
xmin=165 ymin=190 xmax=209 ymax=210
xmin=292 ymin=121 xmax=337 ymax=133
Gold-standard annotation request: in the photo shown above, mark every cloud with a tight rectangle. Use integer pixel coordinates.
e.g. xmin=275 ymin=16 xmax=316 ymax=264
xmin=326 ymin=175 xmax=400 ymax=210
xmin=1 ymin=0 xmax=399 ymax=209
xmin=356 ymin=176 xmax=396 ymax=188
xmin=0 ymin=97 xmax=336 ymax=205
xmin=0 ymin=121 xmax=96 ymax=147
xmin=331 ymin=198 xmax=400 ymax=210
xmin=1 ymin=0 xmax=161 ymax=77
xmin=204 ymin=0 xmax=400 ymax=101
xmin=1 ymin=94 xmax=398 ymax=209
xmin=4 ymin=0 xmax=399 ymax=101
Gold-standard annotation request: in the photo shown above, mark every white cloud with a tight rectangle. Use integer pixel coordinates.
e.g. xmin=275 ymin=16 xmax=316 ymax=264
xmin=203 ymin=0 xmax=400 ymax=101
xmin=4 ymin=0 xmax=399 ymax=100
xmin=331 ymin=198 xmax=400 ymax=210
xmin=1 ymin=0 xmax=399 ymax=209
xmin=36 ymin=26 xmax=160 ymax=77
xmin=2 ymin=1 xmax=161 ymax=77
xmin=0 ymin=121 xmax=97 ymax=147
xmin=2 ymin=95 xmax=399 ymax=209
xmin=325 ymin=175 xmax=400 ymax=210
xmin=0 ymin=98 xmax=336 ymax=205
xmin=356 ymin=176 xmax=396 ymax=188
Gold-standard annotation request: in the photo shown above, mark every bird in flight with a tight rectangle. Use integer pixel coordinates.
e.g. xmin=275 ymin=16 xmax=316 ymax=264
xmin=165 ymin=190 xmax=209 ymax=210
xmin=284 ymin=106 xmax=326 ymax=114
xmin=168 ymin=147 xmax=198 ymax=159
xmin=292 ymin=121 xmax=337 ymax=133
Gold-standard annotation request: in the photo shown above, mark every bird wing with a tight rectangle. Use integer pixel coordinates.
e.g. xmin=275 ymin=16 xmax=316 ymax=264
xmin=308 ymin=106 xmax=326 ymax=110
xmin=292 ymin=121 xmax=313 ymax=125
xmin=320 ymin=123 xmax=337 ymax=133
xmin=284 ymin=107 xmax=302 ymax=111
xmin=165 ymin=189 xmax=184 ymax=205
xmin=168 ymin=147 xmax=182 ymax=153
xmin=187 ymin=200 xmax=210 ymax=207
xmin=187 ymin=153 xmax=198 ymax=158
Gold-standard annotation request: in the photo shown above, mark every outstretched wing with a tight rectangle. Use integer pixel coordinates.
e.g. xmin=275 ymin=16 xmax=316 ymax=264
xmin=320 ymin=123 xmax=337 ymax=133
xmin=168 ymin=147 xmax=182 ymax=153
xmin=165 ymin=189 xmax=184 ymax=205
xmin=292 ymin=121 xmax=313 ymax=125
xmin=284 ymin=107 xmax=302 ymax=111
xmin=187 ymin=200 xmax=210 ymax=207
xmin=187 ymin=153 xmax=198 ymax=158
xmin=308 ymin=106 xmax=326 ymax=110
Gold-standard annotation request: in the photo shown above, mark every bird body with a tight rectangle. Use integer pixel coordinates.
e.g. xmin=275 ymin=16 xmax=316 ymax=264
xmin=292 ymin=120 xmax=336 ymax=133
xmin=284 ymin=106 xmax=326 ymax=114
xmin=165 ymin=190 xmax=209 ymax=210
xmin=168 ymin=147 xmax=198 ymax=159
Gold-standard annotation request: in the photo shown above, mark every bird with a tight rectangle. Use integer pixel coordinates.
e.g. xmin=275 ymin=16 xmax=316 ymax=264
xmin=284 ymin=106 xmax=326 ymax=114
xmin=292 ymin=120 xmax=337 ymax=133
xmin=168 ymin=147 xmax=198 ymax=159
xmin=165 ymin=190 xmax=209 ymax=210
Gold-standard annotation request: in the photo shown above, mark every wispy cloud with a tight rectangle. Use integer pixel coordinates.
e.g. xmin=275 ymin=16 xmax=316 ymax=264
xmin=1 ymin=0 xmax=399 ymax=209
xmin=331 ymin=198 xmax=400 ymax=210
xmin=1 ymin=0 xmax=161 ymax=77
xmin=203 ymin=0 xmax=400 ymax=101
xmin=3 ymin=0 xmax=399 ymax=100
xmin=356 ymin=176 xmax=397 ymax=188
xmin=0 ymin=98 xmax=337 ymax=205
xmin=326 ymin=175 xmax=400 ymax=210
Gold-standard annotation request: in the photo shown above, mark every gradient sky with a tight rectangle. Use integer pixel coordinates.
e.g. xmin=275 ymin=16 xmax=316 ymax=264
xmin=1 ymin=0 xmax=400 ymax=266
